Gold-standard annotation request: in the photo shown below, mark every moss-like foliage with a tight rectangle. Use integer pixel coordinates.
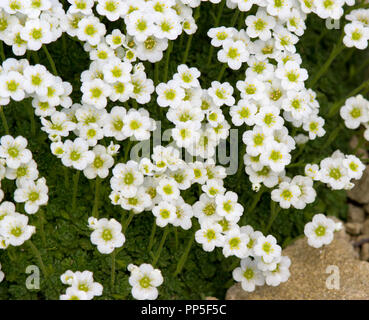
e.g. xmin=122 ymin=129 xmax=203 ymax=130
xmin=0 ymin=3 xmax=368 ymax=299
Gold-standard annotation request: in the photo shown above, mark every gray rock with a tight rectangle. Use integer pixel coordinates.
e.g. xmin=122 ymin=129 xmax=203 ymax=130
xmin=346 ymin=222 xmax=362 ymax=235
xmin=348 ymin=204 xmax=366 ymax=223
xmin=364 ymin=203 xmax=369 ymax=215
xmin=362 ymin=219 xmax=369 ymax=236
xmin=226 ymin=220 xmax=369 ymax=300
xmin=361 ymin=243 xmax=369 ymax=261
xmin=348 ymin=166 xmax=369 ymax=204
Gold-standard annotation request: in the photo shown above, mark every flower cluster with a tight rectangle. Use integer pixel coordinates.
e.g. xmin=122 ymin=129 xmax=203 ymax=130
xmin=311 ymin=150 xmax=365 ymax=190
xmin=0 ymin=58 xmax=71 ymax=109
xmin=304 ymin=214 xmax=342 ymax=248
xmin=49 ymin=102 xmax=156 ymax=179
xmin=109 ymin=144 xmax=289 ymax=295
xmin=110 ymin=145 xmax=197 ymax=228
xmin=340 ymin=94 xmax=369 ymax=141
xmin=0 ymin=1 xmax=65 ymax=55
xmin=60 ymin=270 xmax=103 ymax=300
xmin=128 ymin=263 xmax=164 ymax=300
xmin=271 ymin=174 xmax=316 ymax=209
xmin=228 ymin=227 xmax=291 ymax=289
xmin=0 ymin=135 xmax=48 ymax=249
xmin=88 ymin=217 xmax=125 ymax=254
xmin=205 ymin=7 xmax=326 ymax=194
xmin=156 ymin=64 xmax=232 ymax=159
xmin=344 ymin=9 xmax=369 ymax=50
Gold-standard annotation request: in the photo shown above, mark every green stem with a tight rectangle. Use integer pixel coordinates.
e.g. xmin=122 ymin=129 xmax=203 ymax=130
xmin=28 ymin=105 xmax=36 ymax=136
xmin=173 ymin=232 xmax=195 ymax=276
xmin=63 ymin=167 xmax=70 ymax=189
xmin=154 ymin=62 xmax=159 ymax=86
xmin=206 ymin=0 xmax=225 ymax=67
xmin=328 ymin=78 xmax=369 ymax=118
xmin=42 ymin=45 xmax=58 ymax=76
xmin=123 ymin=211 xmax=134 ymax=233
xmin=322 ymin=123 xmax=344 ymax=149
xmin=92 ymin=177 xmax=100 ymax=218
xmin=217 ymin=64 xmax=227 ymax=82
xmin=148 ymin=221 xmax=157 ymax=252
xmin=182 ymin=34 xmax=193 ymax=65
xmin=28 ymin=240 xmax=48 ymax=278
xmin=308 ymin=40 xmax=345 ymax=89
xmin=38 ymin=210 xmax=46 ymax=247
xmin=152 ymin=227 xmax=170 ymax=267
xmin=265 ymin=200 xmax=279 ymax=234
xmin=182 ymin=6 xmax=200 ymax=65
xmin=237 ymin=12 xmax=245 ymax=29
xmin=164 ymin=41 xmax=173 ymax=82
xmin=0 ymin=41 xmax=5 ymax=62
xmin=230 ymin=10 xmax=240 ymax=28
xmin=0 ymin=106 xmax=9 ymax=135
xmin=173 ymin=227 xmax=178 ymax=250
xmin=71 ymin=170 xmax=80 ymax=212
xmin=111 ymin=250 xmax=116 ymax=289
xmin=248 ymin=187 xmax=265 ymax=215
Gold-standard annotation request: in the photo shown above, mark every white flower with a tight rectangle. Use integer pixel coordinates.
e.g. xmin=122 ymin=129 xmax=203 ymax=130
xmin=304 ymin=214 xmax=336 ymax=248
xmin=318 ymin=156 xmax=350 ymax=190
xmin=245 ymin=9 xmax=276 ymax=41
xmin=173 ymin=64 xmax=201 ymax=89
xmin=233 ymin=257 xmax=265 ymax=292
xmin=0 ymin=71 xmax=25 ymax=101
xmin=305 ymin=164 xmax=319 ymax=180
xmin=195 ymin=221 xmax=224 ymax=252
xmin=271 ymin=181 xmax=301 ymax=209
xmin=90 ymin=218 xmax=125 ymax=254
xmin=264 ymin=255 xmax=291 ymax=286
xmin=14 ymin=178 xmax=49 ymax=214
xmin=315 ymin=0 xmax=344 ymax=20
xmin=222 ymin=228 xmax=250 ymax=258
xmin=0 ymin=135 xmax=32 ymax=169
xmin=61 ymin=138 xmax=95 ymax=170
xmin=303 ymin=115 xmax=326 ymax=139
xmin=69 ymin=270 xmax=103 ymax=300
xmin=60 ymin=287 xmax=89 ymax=300
xmin=83 ymin=145 xmax=114 ymax=179
xmin=275 ymin=61 xmax=308 ymax=91
xmin=0 ymin=214 xmax=35 ymax=246
xmin=81 ymin=79 xmax=112 ymax=109
xmin=340 ymin=94 xmax=369 ymax=129
xmin=215 ymin=191 xmax=243 ymax=223
xmin=111 ymin=161 xmax=143 ymax=198
xmin=254 ymin=235 xmax=282 ymax=263
xmin=260 ymin=141 xmax=291 ymax=173
xmin=254 ymin=106 xmax=284 ymax=135
xmin=77 ymin=16 xmax=106 ymax=46
xmin=96 ymin=0 xmax=128 ymax=21
xmin=106 ymin=29 xmax=125 ymax=49
xmin=343 ymin=155 xmax=365 ymax=180
xmin=126 ymin=10 xmax=154 ymax=42
xmin=156 ymin=80 xmax=185 ymax=108
xmin=171 ymin=197 xmax=193 ymax=230
xmin=154 ymin=11 xmax=182 ymax=40
xmin=128 ymin=263 xmax=163 ymax=300
xmin=217 ymin=40 xmax=249 ymax=70
xmin=236 ymin=77 xmax=265 ymax=101
xmin=60 ymin=270 xmax=75 ymax=286
xmin=152 ymin=201 xmax=177 ymax=227
xmin=207 ymin=27 xmax=235 ymax=47
xmin=208 ymin=81 xmax=235 ymax=107
xmin=20 ymin=19 xmax=52 ymax=51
